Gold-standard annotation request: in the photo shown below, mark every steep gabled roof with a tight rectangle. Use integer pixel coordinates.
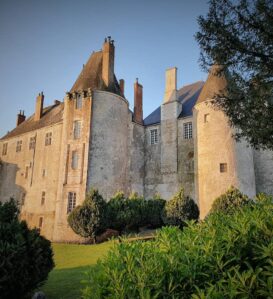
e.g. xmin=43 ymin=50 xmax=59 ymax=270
xmin=143 ymin=81 xmax=204 ymax=126
xmin=70 ymin=50 xmax=122 ymax=95
xmin=196 ymin=64 xmax=228 ymax=104
xmin=1 ymin=103 xmax=64 ymax=140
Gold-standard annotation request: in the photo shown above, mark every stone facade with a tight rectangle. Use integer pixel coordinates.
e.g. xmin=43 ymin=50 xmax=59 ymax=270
xmin=0 ymin=39 xmax=273 ymax=242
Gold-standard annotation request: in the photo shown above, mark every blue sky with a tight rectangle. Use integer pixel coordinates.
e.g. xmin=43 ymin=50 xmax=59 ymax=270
xmin=0 ymin=0 xmax=208 ymax=137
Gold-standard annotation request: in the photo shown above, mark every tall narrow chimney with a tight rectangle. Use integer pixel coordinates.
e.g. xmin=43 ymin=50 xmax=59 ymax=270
xmin=102 ymin=36 xmax=115 ymax=88
xmin=35 ymin=92 xmax=44 ymax=121
xmin=16 ymin=110 xmax=26 ymax=126
xmin=134 ymin=78 xmax=143 ymax=125
xmin=119 ymin=79 xmax=125 ymax=96
xmin=164 ymin=67 xmax=177 ymax=103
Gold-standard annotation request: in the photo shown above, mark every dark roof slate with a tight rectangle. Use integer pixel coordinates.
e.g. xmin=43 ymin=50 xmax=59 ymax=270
xmin=1 ymin=103 xmax=64 ymax=140
xmin=143 ymin=81 xmax=204 ymax=126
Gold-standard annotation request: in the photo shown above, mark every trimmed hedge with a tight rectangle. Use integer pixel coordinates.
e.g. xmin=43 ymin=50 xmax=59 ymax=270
xmin=82 ymin=195 xmax=273 ymax=298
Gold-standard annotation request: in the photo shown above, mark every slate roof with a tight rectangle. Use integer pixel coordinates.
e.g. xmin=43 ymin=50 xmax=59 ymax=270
xmin=143 ymin=81 xmax=204 ymax=126
xmin=1 ymin=103 xmax=64 ymax=140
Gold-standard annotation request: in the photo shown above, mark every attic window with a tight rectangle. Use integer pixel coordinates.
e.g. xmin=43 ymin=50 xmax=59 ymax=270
xmin=150 ymin=129 xmax=158 ymax=145
xmin=76 ymin=93 xmax=82 ymax=109
xmin=183 ymin=122 xmax=192 ymax=139
xmin=2 ymin=143 xmax=8 ymax=155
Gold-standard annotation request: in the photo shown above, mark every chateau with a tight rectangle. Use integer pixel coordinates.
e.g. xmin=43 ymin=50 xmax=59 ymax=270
xmin=0 ymin=37 xmax=273 ymax=242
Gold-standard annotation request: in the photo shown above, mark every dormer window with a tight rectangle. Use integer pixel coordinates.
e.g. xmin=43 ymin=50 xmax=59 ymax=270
xmin=75 ymin=93 xmax=82 ymax=109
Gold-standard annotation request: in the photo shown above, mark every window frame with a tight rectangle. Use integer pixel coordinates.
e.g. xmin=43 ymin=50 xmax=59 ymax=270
xmin=75 ymin=93 xmax=83 ymax=109
xmin=41 ymin=191 xmax=46 ymax=205
xmin=45 ymin=132 xmax=52 ymax=146
xmin=71 ymin=151 xmax=79 ymax=170
xmin=183 ymin=122 xmax=193 ymax=140
xmin=38 ymin=217 xmax=43 ymax=228
xmin=2 ymin=143 xmax=8 ymax=155
xmin=73 ymin=120 xmax=81 ymax=139
xmin=220 ymin=163 xmax=228 ymax=173
xmin=150 ymin=128 xmax=159 ymax=145
xmin=29 ymin=136 xmax=36 ymax=150
xmin=67 ymin=192 xmax=76 ymax=213
xmin=16 ymin=140 xmax=22 ymax=152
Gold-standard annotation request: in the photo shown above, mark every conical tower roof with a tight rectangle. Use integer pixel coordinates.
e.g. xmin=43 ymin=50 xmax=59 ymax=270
xmin=196 ymin=64 xmax=228 ymax=104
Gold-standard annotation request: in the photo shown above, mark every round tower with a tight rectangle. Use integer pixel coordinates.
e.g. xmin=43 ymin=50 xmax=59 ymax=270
xmin=194 ymin=65 xmax=256 ymax=218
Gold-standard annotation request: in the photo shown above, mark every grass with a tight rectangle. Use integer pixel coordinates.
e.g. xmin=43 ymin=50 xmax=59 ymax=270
xmin=39 ymin=241 xmax=113 ymax=299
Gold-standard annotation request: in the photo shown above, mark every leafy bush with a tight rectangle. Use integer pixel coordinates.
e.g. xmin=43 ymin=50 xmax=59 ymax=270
xmin=145 ymin=197 xmax=165 ymax=228
xmin=210 ymin=186 xmax=251 ymax=214
xmin=163 ymin=188 xmax=199 ymax=227
xmin=68 ymin=189 xmax=107 ymax=242
xmin=82 ymin=196 xmax=273 ymax=298
xmin=0 ymin=198 xmax=54 ymax=299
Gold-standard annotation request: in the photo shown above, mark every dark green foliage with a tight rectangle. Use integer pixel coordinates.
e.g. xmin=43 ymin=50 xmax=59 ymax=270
xmin=0 ymin=199 xmax=54 ymax=299
xmin=82 ymin=196 xmax=273 ymax=298
xmin=210 ymin=186 xmax=251 ymax=214
xmin=106 ymin=192 xmax=166 ymax=232
xmin=163 ymin=188 xmax=199 ymax=227
xmin=196 ymin=0 xmax=273 ymax=150
xmin=68 ymin=189 xmax=107 ymax=242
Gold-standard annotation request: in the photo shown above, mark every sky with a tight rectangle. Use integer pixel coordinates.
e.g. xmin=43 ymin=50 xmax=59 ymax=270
xmin=0 ymin=0 xmax=209 ymax=137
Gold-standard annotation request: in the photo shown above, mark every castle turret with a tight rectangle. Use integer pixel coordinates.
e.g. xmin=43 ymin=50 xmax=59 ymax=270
xmin=194 ymin=65 xmax=256 ymax=218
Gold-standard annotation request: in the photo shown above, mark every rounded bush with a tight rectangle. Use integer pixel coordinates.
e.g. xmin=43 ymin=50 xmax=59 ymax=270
xmin=210 ymin=186 xmax=251 ymax=214
xmin=0 ymin=199 xmax=54 ymax=299
xmin=82 ymin=196 xmax=273 ymax=298
xmin=68 ymin=189 xmax=107 ymax=242
xmin=163 ymin=188 xmax=199 ymax=227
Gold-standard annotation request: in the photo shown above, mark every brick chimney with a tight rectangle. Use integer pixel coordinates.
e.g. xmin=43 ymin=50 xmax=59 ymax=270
xmin=164 ymin=67 xmax=177 ymax=103
xmin=134 ymin=78 xmax=143 ymax=125
xmin=16 ymin=110 xmax=26 ymax=126
xmin=35 ymin=92 xmax=44 ymax=121
xmin=102 ymin=36 xmax=115 ymax=88
xmin=119 ymin=79 xmax=125 ymax=96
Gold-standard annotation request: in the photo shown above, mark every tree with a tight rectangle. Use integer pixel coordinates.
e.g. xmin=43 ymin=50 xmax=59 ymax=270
xmin=67 ymin=189 xmax=107 ymax=243
xmin=163 ymin=188 xmax=199 ymax=227
xmin=0 ymin=198 xmax=54 ymax=299
xmin=196 ymin=0 xmax=273 ymax=150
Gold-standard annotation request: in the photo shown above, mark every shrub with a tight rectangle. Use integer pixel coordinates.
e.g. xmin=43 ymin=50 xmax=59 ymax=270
xmin=163 ymin=188 xmax=199 ymax=227
xmin=82 ymin=196 xmax=273 ymax=299
xmin=145 ymin=197 xmax=166 ymax=228
xmin=210 ymin=186 xmax=251 ymax=214
xmin=0 ymin=198 xmax=54 ymax=299
xmin=68 ymin=189 xmax=107 ymax=242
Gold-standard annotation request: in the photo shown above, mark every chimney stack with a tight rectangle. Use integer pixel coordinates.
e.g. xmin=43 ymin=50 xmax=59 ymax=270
xmin=119 ymin=79 xmax=125 ymax=96
xmin=102 ymin=36 xmax=115 ymax=88
xmin=35 ymin=92 xmax=44 ymax=121
xmin=16 ymin=110 xmax=26 ymax=126
xmin=134 ymin=78 xmax=143 ymax=125
xmin=164 ymin=67 xmax=177 ymax=103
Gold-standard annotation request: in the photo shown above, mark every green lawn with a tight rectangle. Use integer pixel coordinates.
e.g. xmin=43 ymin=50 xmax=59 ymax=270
xmin=39 ymin=241 xmax=113 ymax=299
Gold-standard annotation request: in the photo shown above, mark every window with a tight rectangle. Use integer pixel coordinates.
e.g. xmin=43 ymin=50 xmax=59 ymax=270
xmin=21 ymin=193 xmax=26 ymax=205
xmin=42 ymin=169 xmax=46 ymax=177
xmin=16 ymin=140 xmax=22 ymax=152
xmin=73 ymin=121 xmax=81 ymax=139
xmin=183 ymin=122 xmax=192 ymax=139
xmin=25 ymin=166 xmax=29 ymax=179
xmin=75 ymin=93 xmax=82 ymax=109
xmin=71 ymin=151 xmax=79 ymax=169
xmin=45 ymin=132 xmax=52 ymax=146
xmin=67 ymin=192 xmax=76 ymax=213
xmin=41 ymin=191 xmax=46 ymax=205
xmin=220 ymin=163 xmax=228 ymax=173
xmin=2 ymin=143 xmax=8 ymax=155
xmin=150 ymin=129 xmax=158 ymax=145
xmin=38 ymin=217 xmax=43 ymax=228
xmin=29 ymin=136 xmax=36 ymax=150
xmin=204 ymin=113 xmax=210 ymax=123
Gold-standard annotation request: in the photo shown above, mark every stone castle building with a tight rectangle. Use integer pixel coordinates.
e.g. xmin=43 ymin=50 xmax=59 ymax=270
xmin=0 ymin=37 xmax=273 ymax=242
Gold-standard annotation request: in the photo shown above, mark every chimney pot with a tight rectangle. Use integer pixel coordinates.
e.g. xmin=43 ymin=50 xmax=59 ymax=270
xmin=16 ymin=110 xmax=26 ymax=126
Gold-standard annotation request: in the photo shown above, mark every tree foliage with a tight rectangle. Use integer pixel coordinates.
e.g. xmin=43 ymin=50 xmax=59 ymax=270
xmin=68 ymin=189 xmax=107 ymax=242
xmin=0 ymin=198 xmax=54 ymax=299
xmin=196 ymin=0 xmax=273 ymax=149
xmin=163 ymin=188 xmax=199 ymax=227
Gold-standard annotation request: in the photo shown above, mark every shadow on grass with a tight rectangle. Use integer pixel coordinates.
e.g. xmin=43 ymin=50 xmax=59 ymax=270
xmin=39 ymin=265 xmax=93 ymax=299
